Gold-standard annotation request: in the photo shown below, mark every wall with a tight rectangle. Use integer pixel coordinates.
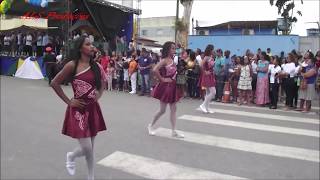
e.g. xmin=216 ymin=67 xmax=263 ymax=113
xmin=188 ymin=35 xmax=299 ymax=56
xmin=140 ymin=16 xmax=175 ymax=45
xmin=206 ymin=28 xmax=275 ymax=36
xmin=299 ymin=36 xmax=320 ymax=54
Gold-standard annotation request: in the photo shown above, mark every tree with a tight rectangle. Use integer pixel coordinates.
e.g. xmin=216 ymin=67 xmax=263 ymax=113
xmin=270 ymin=0 xmax=303 ymax=35
xmin=176 ymin=0 xmax=193 ymax=48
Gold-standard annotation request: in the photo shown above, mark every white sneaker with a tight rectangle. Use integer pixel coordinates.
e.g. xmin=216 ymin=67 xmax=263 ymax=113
xmin=66 ymin=152 xmax=75 ymax=176
xmin=207 ymin=109 xmax=214 ymax=114
xmin=129 ymin=91 xmax=136 ymax=94
xmin=147 ymin=124 xmax=155 ymax=136
xmin=172 ymin=130 xmax=184 ymax=138
xmin=199 ymin=104 xmax=208 ymax=113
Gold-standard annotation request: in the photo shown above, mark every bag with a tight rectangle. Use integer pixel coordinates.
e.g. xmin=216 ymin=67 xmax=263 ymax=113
xmin=300 ymin=78 xmax=308 ymax=90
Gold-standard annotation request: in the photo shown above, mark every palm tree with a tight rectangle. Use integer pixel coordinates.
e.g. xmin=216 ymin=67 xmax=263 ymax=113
xmin=175 ymin=0 xmax=193 ymax=48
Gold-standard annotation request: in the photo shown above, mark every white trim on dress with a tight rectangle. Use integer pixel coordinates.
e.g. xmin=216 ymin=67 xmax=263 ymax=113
xmin=75 ymin=67 xmax=91 ymax=77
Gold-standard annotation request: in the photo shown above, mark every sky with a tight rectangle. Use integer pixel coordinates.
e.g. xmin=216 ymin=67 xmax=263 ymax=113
xmin=109 ymin=0 xmax=320 ymax=36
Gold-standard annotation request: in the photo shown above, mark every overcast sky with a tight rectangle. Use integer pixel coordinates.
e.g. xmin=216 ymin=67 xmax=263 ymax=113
xmin=109 ymin=0 xmax=319 ymax=36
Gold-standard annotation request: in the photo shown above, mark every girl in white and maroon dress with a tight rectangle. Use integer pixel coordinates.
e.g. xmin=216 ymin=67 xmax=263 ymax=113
xmin=148 ymin=41 xmax=184 ymax=138
xmin=51 ymin=36 xmax=107 ymax=180
xmin=199 ymin=44 xmax=216 ymax=113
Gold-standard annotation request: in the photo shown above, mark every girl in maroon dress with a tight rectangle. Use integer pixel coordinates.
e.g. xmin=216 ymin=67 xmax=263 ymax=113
xmin=148 ymin=41 xmax=184 ymax=138
xmin=199 ymin=44 xmax=216 ymax=113
xmin=51 ymin=36 xmax=107 ymax=180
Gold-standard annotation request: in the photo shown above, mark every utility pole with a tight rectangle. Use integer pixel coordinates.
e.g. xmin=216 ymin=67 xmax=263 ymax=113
xmin=175 ymin=0 xmax=179 ymax=44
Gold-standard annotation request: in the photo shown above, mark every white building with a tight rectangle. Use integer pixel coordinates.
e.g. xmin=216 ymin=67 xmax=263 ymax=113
xmin=139 ymin=16 xmax=175 ymax=45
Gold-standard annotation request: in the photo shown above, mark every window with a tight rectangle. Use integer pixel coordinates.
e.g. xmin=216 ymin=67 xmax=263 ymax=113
xmin=243 ymin=29 xmax=255 ymax=35
xmin=142 ymin=30 xmax=148 ymax=36
xmin=157 ymin=29 xmax=163 ymax=35
xmin=199 ymin=30 xmax=205 ymax=35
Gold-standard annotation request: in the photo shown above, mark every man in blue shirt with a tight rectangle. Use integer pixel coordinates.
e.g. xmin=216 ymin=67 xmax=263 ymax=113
xmin=224 ymin=50 xmax=231 ymax=79
xmin=214 ymin=49 xmax=225 ymax=102
xmin=138 ymin=48 xmax=153 ymax=96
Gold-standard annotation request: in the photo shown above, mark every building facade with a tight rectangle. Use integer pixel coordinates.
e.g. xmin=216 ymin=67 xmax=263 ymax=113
xmin=188 ymin=35 xmax=299 ymax=56
xmin=139 ymin=16 xmax=175 ymax=45
xmin=196 ymin=21 xmax=278 ymax=36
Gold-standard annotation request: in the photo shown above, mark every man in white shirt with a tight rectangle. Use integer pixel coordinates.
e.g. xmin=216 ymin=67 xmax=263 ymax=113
xmin=17 ymin=32 xmax=23 ymax=56
xmin=36 ymin=32 xmax=43 ymax=57
xmin=4 ymin=34 xmax=11 ymax=56
xmin=269 ymin=57 xmax=282 ymax=109
xmin=251 ymin=55 xmax=258 ymax=102
xmin=42 ymin=33 xmax=49 ymax=48
xmin=195 ymin=48 xmax=202 ymax=64
xmin=26 ymin=33 xmax=33 ymax=56
xmin=281 ymin=54 xmax=297 ymax=109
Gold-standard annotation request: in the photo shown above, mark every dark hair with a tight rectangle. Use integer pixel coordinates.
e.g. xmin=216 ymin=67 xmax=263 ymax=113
xmin=240 ymin=56 xmax=245 ymax=65
xmin=189 ymin=51 xmax=196 ymax=61
xmin=161 ymin=41 xmax=175 ymax=58
xmin=70 ymin=35 xmax=101 ymax=90
xmin=216 ymin=48 xmax=223 ymax=54
xmin=274 ymin=55 xmax=281 ymax=65
xmin=287 ymin=53 xmax=294 ymax=62
xmin=196 ymin=48 xmax=201 ymax=55
xmin=306 ymin=51 xmax=315 ymax=59
xmin=267 ymin=48 xmax=271 ymax=51
xmin=224 ymin=50 xmax=230 ymax=58
xmin=260 ymin=51 xmax=270 ymax=61
xmin=204 ymin=44 xmax=214 ymax=57
xmin=186 ymin=49 xmax=192 ymax=56
xmin=136 ymin=49 xmax=141 ymax=57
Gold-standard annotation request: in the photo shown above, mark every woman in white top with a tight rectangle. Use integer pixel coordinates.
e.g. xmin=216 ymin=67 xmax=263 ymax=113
xmin=250 ymin=54 xmax=258 ymax=103
xmin=269 ymin=56 xmax=282 ymax=109
xmin=280 ymin=53 xmax=297 ymax=110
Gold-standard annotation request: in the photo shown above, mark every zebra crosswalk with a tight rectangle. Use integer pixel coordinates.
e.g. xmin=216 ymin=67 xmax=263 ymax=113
xmin=179 ymin=115 xmax=319 ymax=137
xmin=97 ymin=151 xmax=248 ymax=179
xmin=97 ymin=103 xmax=320 ymax=179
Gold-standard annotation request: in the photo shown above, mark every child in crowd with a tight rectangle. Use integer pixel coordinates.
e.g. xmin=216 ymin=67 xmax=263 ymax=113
xmin=237 ymin=56 xmax=252 ymax=105
xmin=106 ymin=63 xmax=115 ymax=91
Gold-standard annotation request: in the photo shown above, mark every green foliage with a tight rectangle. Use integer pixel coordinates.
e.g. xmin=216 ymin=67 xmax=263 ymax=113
xmin=270 ymin=0 xmax=303 ymax=34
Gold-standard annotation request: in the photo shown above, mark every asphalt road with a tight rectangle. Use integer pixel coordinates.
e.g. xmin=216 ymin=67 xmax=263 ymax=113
xmin=1 ymin=75 xmax=319 ymax=180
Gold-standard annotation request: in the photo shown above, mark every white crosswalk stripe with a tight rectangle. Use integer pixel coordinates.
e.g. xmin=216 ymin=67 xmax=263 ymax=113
xmin=210 ymin=102 xmax=320 ymax=113
xmin=97 ymin=151 xmax=248 ymax=179
xmin=154 ymin=128 xmax=319 ymax=162
xmin=196 ymin=108 xmax=319 ymax=124
xmin=97 ymin=102 xmax=319 ymax=179
xmin=179 ymin=115 xmax=319 ymax=137
xmin=209 ymin=102 xmax=318 ymax=115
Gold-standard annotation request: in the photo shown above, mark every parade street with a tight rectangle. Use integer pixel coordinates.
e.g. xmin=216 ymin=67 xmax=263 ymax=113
xmin=1 ymin=76 xmax=319 ymax=180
